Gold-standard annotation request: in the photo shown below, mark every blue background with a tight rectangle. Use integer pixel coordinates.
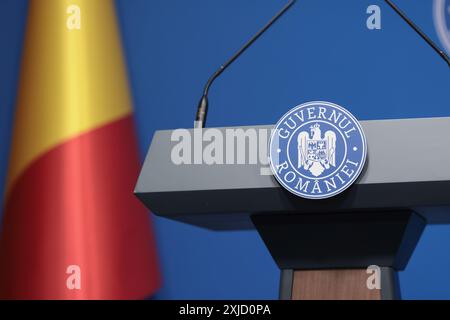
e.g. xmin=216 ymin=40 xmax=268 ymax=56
xmin=1 ymin=0 xmax=449 ymax=299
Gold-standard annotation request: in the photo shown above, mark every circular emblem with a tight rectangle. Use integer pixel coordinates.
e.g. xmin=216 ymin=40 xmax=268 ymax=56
xmin=434 ymin=0 xmax=450 ymax=55
xmin=269 ymin=101 xmax=367 ymax=199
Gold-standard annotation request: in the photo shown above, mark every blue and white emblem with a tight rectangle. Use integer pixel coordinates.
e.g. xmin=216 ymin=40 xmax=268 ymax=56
xmin=433 ymin=0 xmax=450 ymax=55
xmin=269 ymin=101 xmax=367 ymax=199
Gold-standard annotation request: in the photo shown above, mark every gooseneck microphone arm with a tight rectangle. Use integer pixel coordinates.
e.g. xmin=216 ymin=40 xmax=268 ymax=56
xmin=195 ymin=0 xmax=296 ymax=128
xmin=384 ymin=0 xmax=450 ymax=67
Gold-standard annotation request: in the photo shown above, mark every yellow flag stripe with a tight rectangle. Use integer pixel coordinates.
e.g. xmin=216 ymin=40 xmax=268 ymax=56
xmin=7 ymin=0 xmax=132 ymax=193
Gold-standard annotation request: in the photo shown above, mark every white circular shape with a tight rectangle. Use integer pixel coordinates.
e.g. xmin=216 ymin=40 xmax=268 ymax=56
xmin=269 ymin=101 xmax=367 ymax=200
xmin=434 ymin=0 xmax=450 ymax=55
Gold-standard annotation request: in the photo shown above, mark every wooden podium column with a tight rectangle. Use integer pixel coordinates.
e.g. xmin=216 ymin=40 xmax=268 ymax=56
xmin=293 ymin=269 xmax=382 ymax=300
xmin=292 ymin=269 xmax=380 ymax=300
xmin=280 ymin=267 xmax=398 ymax=300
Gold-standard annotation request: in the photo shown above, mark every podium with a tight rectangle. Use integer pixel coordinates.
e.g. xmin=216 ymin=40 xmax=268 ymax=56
xmin=135 ymin=116 xmax=450 ymax=300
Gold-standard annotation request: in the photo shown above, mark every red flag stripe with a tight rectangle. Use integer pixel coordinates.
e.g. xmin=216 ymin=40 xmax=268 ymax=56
xmin=0 ymin=116 xmax=160 ymax=299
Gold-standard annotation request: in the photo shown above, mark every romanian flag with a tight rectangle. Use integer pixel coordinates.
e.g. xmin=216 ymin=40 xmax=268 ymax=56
xmin=0 ymin=0 xmax=160 ymax=299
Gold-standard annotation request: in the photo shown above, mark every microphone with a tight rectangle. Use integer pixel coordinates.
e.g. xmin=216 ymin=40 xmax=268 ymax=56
xmin=384 ymin=0 xmax=450 ymax=67
xmin=194 ymin=0 xmax=296 ymax=128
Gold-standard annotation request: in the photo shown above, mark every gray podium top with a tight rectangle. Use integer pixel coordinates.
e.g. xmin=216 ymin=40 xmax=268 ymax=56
xmin=135 ymin=117 xmax=450 ymax=229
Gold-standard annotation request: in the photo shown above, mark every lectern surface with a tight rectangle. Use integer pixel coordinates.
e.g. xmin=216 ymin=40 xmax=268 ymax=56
xmin=135 ymin=117 xmax=450 ymax=229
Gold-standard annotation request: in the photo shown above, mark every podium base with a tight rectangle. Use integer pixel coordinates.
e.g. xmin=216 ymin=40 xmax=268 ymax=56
xmin=253 ymin=211 xmax=425 ymax=300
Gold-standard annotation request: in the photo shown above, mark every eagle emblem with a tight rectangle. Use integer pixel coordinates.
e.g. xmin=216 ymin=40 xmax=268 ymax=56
xmin=297 ymin=123 xmax=336 ymax=177
xmin=270 ymin=101 xmax=367 ymax=199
